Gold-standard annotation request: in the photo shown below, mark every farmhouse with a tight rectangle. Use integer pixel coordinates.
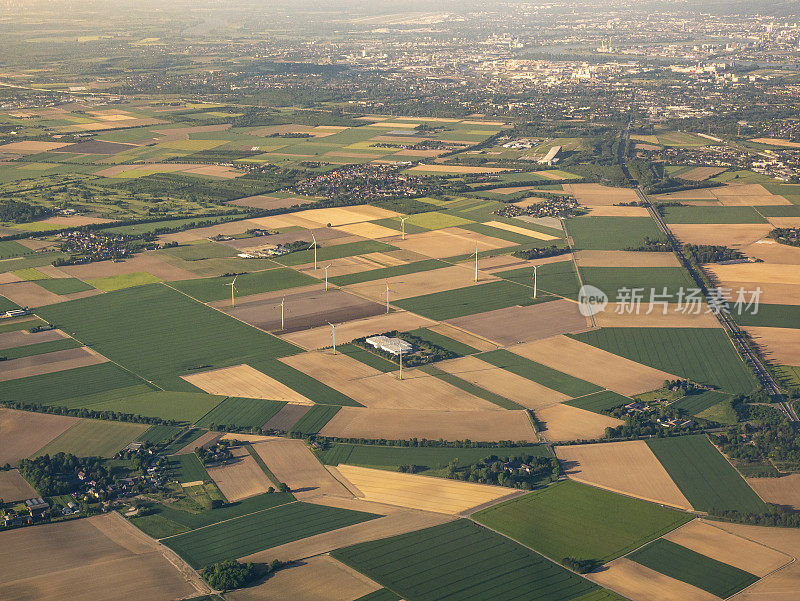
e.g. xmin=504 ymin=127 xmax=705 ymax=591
xmin=365 ymin=335 xmax=414 ymax=356
xmin=24 ymin=497 xmax=50 ymax=517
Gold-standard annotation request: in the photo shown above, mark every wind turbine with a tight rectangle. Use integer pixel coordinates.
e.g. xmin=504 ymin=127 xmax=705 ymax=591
xmin=327 ymin=321 xmax=337 ymax=354
xmin=308 ymin=233 xmax=318 ymax=270
xmin=226 ymin=276 xmax=238 ymax=308
xmin=384 ymin=281 xmax=393 ymax=314
xmin=398 ymin=346 xmax=404 ymax=380
xmin=323 ymin=264 xmax=332 ymax=291
xmin=471 ymin=241 xmax=479 ymax=283
xmin=280 ymin=296 xmax=285 ymax=330
xmin=399 ymin=216 xmax=408 ymax=240
xmin=532 ymin=264 xmax=538 ymax=299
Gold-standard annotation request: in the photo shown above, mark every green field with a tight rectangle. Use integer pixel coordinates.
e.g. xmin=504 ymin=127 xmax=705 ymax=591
xmin=168 ymin=268 xmax=317 ymax=303
xmin=404 ymin=328 xmax=479 ymax=356
xmin=274 ymin=240 xmax=396 ymax=266
xmin=165 ymin=453 xmax=210 ymax=483
xmin=646 ymin=435 xmax=767 ymax=514
xmin=331 ymin=519 xmax=623 ymax=601
xmin=0 ymin=337 xmax=80 ymax=360
xmin=0 ymin=240 xmax=32 ymax=259
xmin=85 ymin=271 xmax=163 ymax=291
xmin=578 ymin=266 xmax=695 ymax=299
xmin=420 ymin=365 xmax=524 ymax=410
xmin=660 ymin=206 xmax=767 ymax=224
xmin=0 ymin=318 xmax=42 ymax=333
xmin=671 ymin=390 xmax=732 ymax=416
xmin=317 ymin=443 xmax=547 ymax=471
xmin=330 ymin=259 xmax=448 ymax=287
xmin=566 ymin=217 xmax=665 ymax=250
xmin=57 ymin=389 xmax=224 ymax=423
xmin=570 ymin=327 xmax=758 ymax=394
xmin=289 ymin=404 xmax=341 ymax=434
xmin=163 ymin=501 xmax=380 ymax=568
xmin=37 ymin=284 xmax=300 ymax=390
xmin=474 ymin=481 xmax=691 ymax=564
xmin=394 ymin=281 xmax=544 ymax=321
xmin=0 ymin=362 xmax=146 ymax=405
xmin=130 ymin=490 xmax=295 ymax=539
xmin=195 ymin=396 xmax=286 ymax=429
xmin=480 ymin=349 xmax=602 ymax=397
xmin=161 ymin=241 xmax=238 ymax=261
xmin=0 ymin=295 xmax=21 ymax=312
xmin=33 ymin=278 xmax=95 ymax=295
xmin=136 ymin=424 xmax=183 ymax=444
xmin=496 ymin=260 xmax=580 ymax=299
xmin=339 ymin=343 xmax=398 ymax=372
xmin=734 ymin=303 xmax=800 ymax=328
xmin=563 ymin=391 xmax=631 ymax=414
xmin=31 ymin=419 xmax=149 ymax=458
xmin=628 ymin=538 xmax=759 ymax=598
xmin=402 ymin=211 xmax=473 ymax=230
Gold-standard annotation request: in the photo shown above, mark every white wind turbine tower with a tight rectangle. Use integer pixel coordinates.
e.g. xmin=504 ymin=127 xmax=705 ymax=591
xmin=532 ymin=264 xmax=538 ymax=299
xmin=280 ymin=296 xmax=285 ymax=330
xmin=399 ymin=216 xmax=408 ymax=240
xmin=398 ymin=345 xmax=404 ymax=380
xmin=308 ymin=233 xmax=318 ymax=270
xmin=323 ymin=264 xmax=332 ymax=291
xmin=472 ymin=241 xmax=479 ymax=282
xmin=327 ymin=321 xmax=337 ymax=354
xmin=226 ymin=275 xmax=238 ymax=308
xmin=384 ymin=281 xmax=394 ymax=314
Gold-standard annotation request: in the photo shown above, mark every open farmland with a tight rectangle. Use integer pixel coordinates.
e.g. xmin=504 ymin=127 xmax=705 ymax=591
xmin=332 ymin=464 xmax=520 ymax=514
xmin=168 ymin=268 xmax=317 ymax=303
xmin=30 ymin=419 xmax=149 ymax=458
xmin=182 ymin=364 xmax=311 ymax=404
xmin=205 ymin=446 xmax=272 ymax=502
xmin=627 ymin=538 xmax=759 ymax=598
xmin=555 ymin=441 xmax=693 ymax=510
xmin=645 ymin=435 xmax=767 ymax=514
xmin=331 ymin=519 xmax=623 ymax=601
xmin=36 ymin=284 xmax=300 ymax=390
xmin=162 ymin=501 xmax=380 ymax=568
xmin=565 ymin=217 xmax=665 ymax=250
xmin=289 ymin=404 xmax=342 ymax=435
xmin=0 ymin=408 xmax=78 ymax=465
xmin=571 ymin=328 xmax=758 ymax=394
xmin=473 ymin=480 xmax=691 ymax=564
xmin=195 ymin=396 xmax=286 ymax=428
xmin=0 ymin=513 xmax=208 ymax=601
xmin=0 ymin=469 xmax=37 ymax=501
xmin=588 ymin=558 xmax=722 ymax=601
xmin=58 ymin=389 xmax=225 ymax=424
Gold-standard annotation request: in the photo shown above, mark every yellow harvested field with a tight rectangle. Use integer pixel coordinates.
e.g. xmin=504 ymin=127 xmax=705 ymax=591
xmin=0 ymin=141 xmax=70 ymax=153
xmin=281 ymin=311 xmax=435 ymax=350
xmin=595 ymin=303 xmax=721 ymax=328
xmin=555 ymin=440 xmax=692 ymax=510
xmin=481 ymin=220 xmax=559 ymax=240
xmin=585 ymin=205 xmax=651 ymax=217
xmin=511 ymin=335 xmax=677 ymax=396
xmin=407 ymin=164 xmax=511 ymax=174
xmin=283 ymin=205 xmax=401 ymax=227
xmin=588 ymin=558 xmax=721 ymax=601
xmin=663 ymin=520 xmax=791 ymax=577
xmin=392 ymin=227 xmax=514 ymax=259
xmin=368 ymin=121 xmax=419 ymax=128
xmin=252 ymin=439 xmax=351 ymax=500
xmin=706 ymin=262 xmax=800 ymax=285
xmin=345 ymin=263 xmax=496 ymax=302
xmin=719 ymin=281 xmax=800 ymax=305
xmin=574 ymin=250 xmax=680 ymax=268
xmin=750 ymin=138 xmax=800 ymax=148
xmin=767 ymin=217 xmax=800 ymax=228
xmin=0 ymin=513 xmax=208 ymax=601
xmin=426 ymin=323 xmax=499 ymax=351
xmin=280 ymin=351 xmax=500 ymax=411
xmin=0 ymin=280 xmax=71 ymax=308
xmin=436 ymin=356 xmax=570 ymax=409
xmin=241 ymin=497 xmax=452 ymax=564
xmin=747 ymin=474 xmax=800 ymax=510
xmin=205 ymin=446 xmax=271 ymax=502
xmin=742 ymin=240 xmax=800 ymax=265
xmin=651 ymin=189 xmax=719 ymax=201
xmin=712 ymin=184 xmax=789 ymax=206
xmin=700 ymin=520 xmax=800 ymax=600
xmin=743 ymin=327 xmax=800 ymax=366
xmin=181 ymin=364 xmax=313 ymax=404
xmin=226 ymin=555 xmax=381 ymax=601
xmin=535 ymin=403 xmax=623 ymax=442
xmin=564 ymin=183 xmax=640 ymax=205
xmin=320 ymin=407 xmax=538 ymax=442
xmin=670 ymin=223 xmax=773 ymax=248
xmin=335 ymin=222 xmax=400 ymax=239
xmin=61 ymin=251 xmax=200 ymax=281
xmin=295 ymin=255 xmax=386 ymax=278
xmin=334 ymin=464 xmax=519 ymax=514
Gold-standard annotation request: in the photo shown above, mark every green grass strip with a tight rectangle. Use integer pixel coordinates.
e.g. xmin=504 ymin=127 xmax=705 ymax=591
xmin=338 ymin=343 xmax=398 ymax=373
xmin=0 ymin=337 xmax=81 ymax=360
xmin=245 ymin=444 xmax=281 ymax=488
xmin=480 ymin=349 xmax=602 ymax=397
xmin=289 ymin=404 xmax=341 ymax=435
xmin=563 ymin=390 xmax=631 ymax=414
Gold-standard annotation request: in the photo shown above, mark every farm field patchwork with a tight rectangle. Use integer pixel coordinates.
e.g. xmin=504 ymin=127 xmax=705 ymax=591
xmin=168 ymin=267 xmax=317 ymax=302
xmin=30 ymin=419 xmax=149 ymax=458
xmin=645 ymin=435 xmax=767 ymax=514
xmin=474 ymin=480 xmax=692 ymax=564
xmin=195 ymin=396 xmax=286 ymax=428
xmin=565 ymin=217 xmax=665 ymax=250
xmin=331 ymin=519 xmax=623 ymax=601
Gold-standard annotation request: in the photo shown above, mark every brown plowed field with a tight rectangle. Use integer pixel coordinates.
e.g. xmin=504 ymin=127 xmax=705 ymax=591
xmin=585 ymin=206 xmax=651 ymax=217
xmin=670 ymin=223 xmax=773 ymax=248
xmin=426 ymin=323 xmax=499 ymax=351
xmin=281 ymin=351 xmax=500 ymax=411
xmin=574 ymin=250 xmax=681 ymax=268
xmin=511 ymin=335 xmax=677 ymax=396
xmin=0 ymin=409 xmax=78 ymax=465
xmin=60 ymin=252 xmax=199 ymax=281
xmin=555 ymin=440 xmax=692 ymax=510
xmin=535 ymin=404 xmax=623 ymax=442
xmin=0 ymin=328 xmax=66 ymax=350
xmin=743 ymin=327 xmax=800 ymax=366
xmin=264 ymin=403 xmax=312 ymax=431
xmin=594 ymin=303 xmax=721 ymax=328
xmin=0 ymin=469 xmax=36 ymax=501
xmin=563 ymin=183 xmax=640 ymax=206
xmin=0 ymin=346 xmax=106 ymax=382
xmin=205 ymin=446 xmax=272 ymax=502
xmin=447 ymin=299 xmax=589 ymax=346
xmin=588 ymin=558 xmax=721 ymax=601
xmin=747 ymin=474 xmax=800 ymax=510
xmin=319 ymin=407 xmax=538 ymax=442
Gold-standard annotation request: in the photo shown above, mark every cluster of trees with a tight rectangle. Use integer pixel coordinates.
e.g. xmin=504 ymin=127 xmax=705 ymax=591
xmin=445 ymin=454 xmax=561 ymax=490
xmin=196 ymin=441 xmax=233 ymax=466
xmin=18 ymin=453 xmax=107 ymax=496
xmin=0 ymin=199 xmax=53 ymax=223
xmin=710 ymin=505 xmax=800 ymax=527
xmin=684 ymin=243 xmax=745 ymax=264
xmin=351 ymin=330 xmax=456 ymax=367
xmin=0 ymin=400 xmax=179 ymax=427
xmin=625 ymin=236 xmax=671 ymax=252
xmin=562 ymin=557 xmax=600 ymax=574
xmin=604 ymin=410 xmax=700 ymax=440
xmin=512 ymin=246 xmax=571 ymax=261
xmin=769 ymin=227 xmax=800 ymax=248
xmin=200 ymin=560 xmax=260 ymax=591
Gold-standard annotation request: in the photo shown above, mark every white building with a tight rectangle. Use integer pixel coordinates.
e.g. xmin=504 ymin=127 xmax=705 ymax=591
xmin=365 ymin=335 xmax=413 ymax=356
